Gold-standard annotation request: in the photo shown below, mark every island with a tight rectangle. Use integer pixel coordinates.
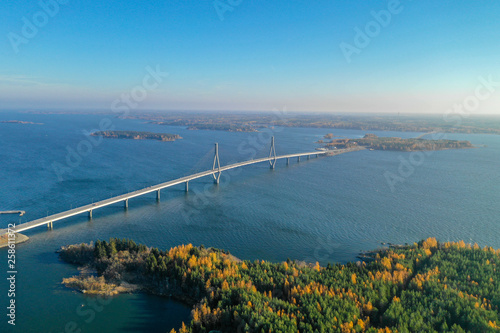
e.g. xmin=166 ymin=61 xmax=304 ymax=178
xmin=91 ymin=131 xmax=182 ymax=142
xmin=150 ymin=121 xmax=259 ymax=132
xmin=323 ymin=134 xmax=473 ymax=151
xmin=0 ymin=120 xmax=43 ymax=125
xmin=59 ymin=237 xmax=500 ymax=332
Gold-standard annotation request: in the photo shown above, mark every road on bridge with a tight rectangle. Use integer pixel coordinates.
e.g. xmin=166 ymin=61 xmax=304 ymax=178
xmin=1 ymin=144 xmax=361 ymax=235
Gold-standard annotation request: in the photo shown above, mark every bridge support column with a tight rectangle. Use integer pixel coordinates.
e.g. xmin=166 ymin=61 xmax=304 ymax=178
xmin=47 ymin=221 xmax=53 ymax=229
xmin=269 ymin=136 xmax=277 ymax=169
xmin=213 ymin=143 xmax=221 ymax=184
xmin=307 ymin=155 xmax=310 ymax=160
xmin=297 ymin=156 xmax=300 ymax=162
xmin=88 ymin=210 xmax=92 ymax=220
xmin=156 ymin=190 xmax=161 ymax=201
xmin=185 ymin=181 xmax=189 ymax=192
xmin=286 ymin=158 xmax=289 ymax=166
xmin=124 ymin=199 xmax=128 ymax=209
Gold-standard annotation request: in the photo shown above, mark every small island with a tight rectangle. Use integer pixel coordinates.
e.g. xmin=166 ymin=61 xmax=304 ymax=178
xmin=323 ymin=134 xmax=473 ymax=151
xmin=91 ymin=131 xmax=182 ymax=142
xmin=0 ymin=120 xmax=43 ymax=125
xmin=59 ymin=237 xmax=500 ymax=332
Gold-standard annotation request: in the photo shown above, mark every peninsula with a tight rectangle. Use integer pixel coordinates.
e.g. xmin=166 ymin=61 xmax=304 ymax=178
xmin=59 ymin=237 xmax=500 ymax=332
xmin=322 ymin=134 xmax=473 ymax=152
xmin=91 ymin=131 xmax=182 ymax=142
xmin=0 ymin=233 xmax=29 ymax=248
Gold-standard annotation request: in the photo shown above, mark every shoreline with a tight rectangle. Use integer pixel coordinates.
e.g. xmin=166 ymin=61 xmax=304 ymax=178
xmin=0 ymin=233 xmax=29 ymax=248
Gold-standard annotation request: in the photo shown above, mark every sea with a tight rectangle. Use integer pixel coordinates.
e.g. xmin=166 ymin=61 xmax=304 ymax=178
xmin=0 ymin=111 xmax=498 ymax=332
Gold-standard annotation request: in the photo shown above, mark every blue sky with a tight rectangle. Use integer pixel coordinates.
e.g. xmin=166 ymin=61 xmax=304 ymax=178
xmin=1 ymin=0 xmax=500 ymax=113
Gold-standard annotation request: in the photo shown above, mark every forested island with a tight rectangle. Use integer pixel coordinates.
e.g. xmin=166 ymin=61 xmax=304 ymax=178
xmin=150 ymin=121 xmax=259 ymax=132
xmin=59 ymin=238 xmax=500 ymax=332
xmin=0 ymin=120 xmax=43 ymax=125
xmin=322 ymin=134 xmax=473 ymax=152
xmin=91 ymin=131 xmax=182 ymax=141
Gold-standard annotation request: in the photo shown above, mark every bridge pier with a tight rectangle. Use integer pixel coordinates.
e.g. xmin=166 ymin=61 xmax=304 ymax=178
xmin=297 ymin=156 xmax=300 ymax=162
xmin=213 ymin=143 xmax=221 ymax=184
xmin=47 ymin=221 xmax=53 ymax=229
xmin=185 ymin=181 xmax=189 ymax=192
xmin=88 ymin=210 xmax=92 ymax=220
xmin=269 ymin=136 xmax=277 ymax=169
xmin=124 ymin=199 xmax=128 ymax=209
xmin=307 ymin=155 xmax=310 ymax=160
xmin=286 ymin=158 xmax=289 ymax=166
xmin=156 ymin=190 xmax=161 ymax=201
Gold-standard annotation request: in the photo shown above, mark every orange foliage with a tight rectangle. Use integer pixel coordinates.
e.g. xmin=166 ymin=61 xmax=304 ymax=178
xmin=422 ymin=237 xmax=438 ymax=250
xmin=314 ymin=262 xmax=321 ymax=271
xmin=380 ymin=257 xmax=392 ymax=270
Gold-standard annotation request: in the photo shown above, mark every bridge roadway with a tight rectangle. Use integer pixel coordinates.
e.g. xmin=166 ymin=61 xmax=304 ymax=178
xmin=3 ymin=150 xmax=328 ymax=234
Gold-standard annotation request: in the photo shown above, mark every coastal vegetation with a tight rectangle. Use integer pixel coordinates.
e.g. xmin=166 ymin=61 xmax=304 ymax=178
xmin=324 ymin=134 xmax=473 ymax=151
xmin=91 ymin=130 xmax=181 ymax=141
xmin=59 ymin=238 xmax=500 ymax=332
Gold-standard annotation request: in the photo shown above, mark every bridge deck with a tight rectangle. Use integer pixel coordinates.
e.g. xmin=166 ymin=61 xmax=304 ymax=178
xmin=3 ymin=151 xmax=328 ymax=234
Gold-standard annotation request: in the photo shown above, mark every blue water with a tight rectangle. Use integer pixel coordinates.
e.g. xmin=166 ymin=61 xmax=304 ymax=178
xmin=0 ymin=111 xmax=499 ymax=332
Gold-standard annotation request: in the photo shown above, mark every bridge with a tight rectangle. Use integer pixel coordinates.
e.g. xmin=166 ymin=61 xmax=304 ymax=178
xmin=2 ymin=138 xmax=334 ymax=235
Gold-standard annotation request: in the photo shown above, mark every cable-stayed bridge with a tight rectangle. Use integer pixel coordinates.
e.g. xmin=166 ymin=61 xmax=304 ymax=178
xmin=2 ymin=137 xmax=335 ymax=235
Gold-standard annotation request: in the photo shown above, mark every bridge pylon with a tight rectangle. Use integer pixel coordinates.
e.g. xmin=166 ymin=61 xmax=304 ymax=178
xmin=269 ymin=136 xmax=277 ymax=169
xmin=213 ymin=143 xmax=221 ymax=184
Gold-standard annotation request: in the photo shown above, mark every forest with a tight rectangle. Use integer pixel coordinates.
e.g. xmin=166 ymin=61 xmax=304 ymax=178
xmin=59 ymin=238 xmax=500 ymax=332
xmin=91 ymin=130 xmax=182 ymax=141
xmin=324 ymin=134 xmax=473 ymax=151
